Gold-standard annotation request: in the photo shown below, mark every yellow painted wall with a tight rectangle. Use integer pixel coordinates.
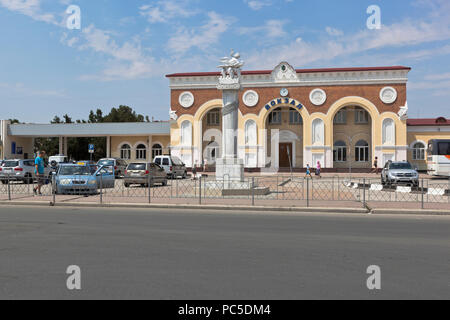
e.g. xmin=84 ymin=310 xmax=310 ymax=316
xmin=407 ymin=130 xmax=450 ymax=170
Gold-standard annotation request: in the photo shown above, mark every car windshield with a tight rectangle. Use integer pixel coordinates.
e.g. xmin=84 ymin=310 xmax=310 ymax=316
xmin=59 ymin=166 xmax=92 ymax=176
xmin=3 ymin=161 xmax=19 ymax=167
xmin=98 ymin=160 xmax=114 ymax=166
xmin=390 ymin=163 xmax=413 ymax=170
xmin=128 ymin=163 xmax=146 ymax=170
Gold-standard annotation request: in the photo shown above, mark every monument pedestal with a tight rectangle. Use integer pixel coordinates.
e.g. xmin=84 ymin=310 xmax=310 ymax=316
xmin=215 ymin=157 xmax=244 ymax=182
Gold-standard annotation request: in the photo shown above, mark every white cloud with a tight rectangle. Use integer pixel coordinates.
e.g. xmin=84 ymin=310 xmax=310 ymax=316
xmin=239 ymin=20 xmax=287 ymax=38
xmin=0 ymin=0 xmax=57 ymax=24
xmin=167 ymin=12 xmax=234 ymax=55
xmin=244 ymin=0 xmax=272 ymax=11
xmin=425 ymin=72 xmax=450 ymax=81
xmin=73 ymin=24 xmax=159 ymax=81
xmin=325 ymin=27 xmax=343 ymax=37
xmin=0 ymin=82 xmax=66 ymax=97
xmin=139 ymin=0 xmax=197 ymax=23
xmin=246 ymin=1 xmax=450 ymax=69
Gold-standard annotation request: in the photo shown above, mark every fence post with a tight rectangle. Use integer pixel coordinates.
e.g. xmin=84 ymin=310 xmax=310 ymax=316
xmin=199 ymin=176 xmax=202 ymax=205
xmin=448 ymin=178 xmax=450 ymax=204
xmin=363 ymin=178 xmax=366 ymax=208
xmin=100 ymin=174 xmax=103 ymax=204
xmin=421 ymin=178 xmax=424 ymax=209
xmin=276 ymin=175 xmax=279 ymax=200
xmin=176 ymin=177 xmax=179 ymax=198
xmin=7 ymin=174 xmax=11 ymax=201
xmin=148 ymin=175 xmax=151 ymax=204
xmin=52 ymin=174 xmax=56 ymax=205
xmin=332 ymin=176 xmax=335 ymax=201
xmin=252 ymin=176 xmax=255 ymax=206
xmin=306 ymin=178 xmax=310 ymax=207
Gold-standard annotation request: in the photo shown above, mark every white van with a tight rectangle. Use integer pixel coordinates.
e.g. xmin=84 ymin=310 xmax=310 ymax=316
xmin=153 ymin=155 xmax=187 ymax=179
xmin=49 ymin=155 xmax=69 ymax=168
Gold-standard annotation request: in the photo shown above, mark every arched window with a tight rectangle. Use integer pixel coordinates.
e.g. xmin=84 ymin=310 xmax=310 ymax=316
xmin=382 ymin=118 xmax=395 ymax=145
xmin=333 ymin=141 xmax=347 ymax=162
xmin=289 ymin=108 xmax=302 ymax=124
xmin=136 ymin=144 xmax=147 ymax=160
xmin=152 ymin=144 xmax=163 ymax=160
xmin=180 ymin=120 xmax=192 ymax=146
xmin=245 ymin=120 xmax=257 ymax=146
xmin=120 ymin=144 xmax=131 ymax=160
xmin=312 ymin=118 xmax=324 ymax=145
xmin=412 ymin=142 xmax=426 ymax=160
xmin=355 ymin=140 xmax=369 ymax=162
xmin=268 ymin=108 xmax=282 ymax=125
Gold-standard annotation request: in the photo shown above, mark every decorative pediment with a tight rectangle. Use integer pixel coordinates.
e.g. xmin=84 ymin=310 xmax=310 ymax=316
xmin=271 ymin=62 xmax=299 ymax=83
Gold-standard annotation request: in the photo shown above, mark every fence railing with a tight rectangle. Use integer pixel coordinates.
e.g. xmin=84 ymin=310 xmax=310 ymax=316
xmin=1 ymin=173 xmax=449 ymax=210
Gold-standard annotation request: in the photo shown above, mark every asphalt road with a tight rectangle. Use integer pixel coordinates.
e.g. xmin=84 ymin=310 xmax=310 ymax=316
xmin=0 ymin=205 xmax=448 ymax=300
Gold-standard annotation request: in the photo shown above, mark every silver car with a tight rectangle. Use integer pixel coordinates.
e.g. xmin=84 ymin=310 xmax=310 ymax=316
xmin=381 ymin=161 xmax=419 ymax=187
xmin=0 ymin=159 xmax=51 ymax=184
xmin=124 ymin=162 xmax=167 ymax=187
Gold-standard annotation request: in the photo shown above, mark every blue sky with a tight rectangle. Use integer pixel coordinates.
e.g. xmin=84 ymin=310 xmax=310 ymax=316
xmin=0 ymin=0 xmax=449 ymax=123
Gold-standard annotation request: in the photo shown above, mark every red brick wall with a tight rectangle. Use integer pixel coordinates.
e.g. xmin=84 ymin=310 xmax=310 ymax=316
xmin=170 ymin=84 xmax=407 ymax=116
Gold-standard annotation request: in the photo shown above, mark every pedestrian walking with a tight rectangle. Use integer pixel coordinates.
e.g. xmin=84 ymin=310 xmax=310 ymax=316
xmin=370 ymin=157 xmax=379 ymax=174
xmin=315 ymin=161 xmax=322 ymax=178
xmin=192 ymin=161 xmax=198 ymax=180
xmin=305 ymin=164 xmax=313 ymax=178
xmin=33 ymin=151 xmax=45 ymax=196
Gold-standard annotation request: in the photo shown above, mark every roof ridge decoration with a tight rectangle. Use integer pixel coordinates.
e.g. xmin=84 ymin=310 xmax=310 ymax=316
xmin=272 ymin=62 xmax=298 ymax=83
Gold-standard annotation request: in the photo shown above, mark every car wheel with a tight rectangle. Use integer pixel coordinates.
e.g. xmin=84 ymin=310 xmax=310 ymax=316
xmin=124 ymin=183 xmax=130 ymax=188
xmin=1 ymin=180 xmax=8 ymax=185
xmin=162 ymin=179 xmax=167 ymax=186
xmin=182 ymin=171 xmax=187 ymax=179
xmin=381 ymin=176 xmax=385 ymax=185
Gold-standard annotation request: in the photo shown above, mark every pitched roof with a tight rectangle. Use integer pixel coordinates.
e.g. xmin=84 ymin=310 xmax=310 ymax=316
xmin=166 ymin=66 xmax=411 ymax=78
xmin=407 ymin=118 xmax=450 ymax=126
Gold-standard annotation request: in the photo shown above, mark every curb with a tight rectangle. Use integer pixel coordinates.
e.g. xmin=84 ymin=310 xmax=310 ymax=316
xmin=1 ymin=200 xmax=449 ymax=215
xmin=0 ymin=201 xmax=370 ymax=214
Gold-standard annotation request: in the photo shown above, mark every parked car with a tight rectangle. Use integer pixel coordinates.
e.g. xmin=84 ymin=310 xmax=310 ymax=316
xmin=381 ymin=161 xmax=419 ymax=187
xmin=153 ymin=155 xmax=187 ymax=179
xmin=49 ymin=155 xmax=69 ymax=168
xmin=0 ymin=159 xmax=51 ymax=184
xmin=54 ymin=164 xmax=115 ymax=195
xmin=97 ymin=158 xmax=128 ymax=178
xmin=123 ymin=162 xmax=167 ymax=187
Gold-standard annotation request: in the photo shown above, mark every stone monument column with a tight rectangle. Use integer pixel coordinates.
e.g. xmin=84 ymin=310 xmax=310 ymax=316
xmin=215 ymin=50 xmax=245 ymax=182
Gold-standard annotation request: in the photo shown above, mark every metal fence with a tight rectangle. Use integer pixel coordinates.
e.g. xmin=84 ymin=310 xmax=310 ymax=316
xmin=1 ymin=173 xmax=449 ymax=210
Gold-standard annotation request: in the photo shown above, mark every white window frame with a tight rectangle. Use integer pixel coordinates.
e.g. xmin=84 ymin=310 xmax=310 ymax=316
xmin=412 ymin=142 xmax=426 ymax=160
xmin=206 ymin=110 xmax=220 ymax=126
xmin=355 ymin=108 xmax=369 ymax=124
xmin=333 ymin=141 xmax=347 ymax=162
xmin=289 ymin=109 xmax=302 ymax=125
xmin=268 ymin=109 xmax=282 ymax=125
xmin=136 ymin=144 xmax=147 ymax=160
xmin=120 ymin=144 xmax=131 ymax=160
xmin=152 ymin=144 xmax=163 ymax=160
xmin=334 ymin=109 xmax=347 ymax=124
xmin=355 ymin=141 xmax=370 ymax=162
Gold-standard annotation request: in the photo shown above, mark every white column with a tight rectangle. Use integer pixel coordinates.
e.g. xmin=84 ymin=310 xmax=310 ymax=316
xmin=106 ymin=136 xmax=111 ymax=158
xmin=148 ymin=135 xmax=152 ymax=160
xmin=222 ymin=90 xmax=239 ymax=159
xmin=59 ymin=137 xmax=63 ymax=155
xmin=63 ymin=137 xmax=68 ymax=156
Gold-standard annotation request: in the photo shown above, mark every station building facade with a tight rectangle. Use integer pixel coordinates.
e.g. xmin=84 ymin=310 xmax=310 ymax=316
xmin=1 ymin=62 xmax=449 ymax=172
xmin=167 ymin=63 xmax=412 ymax=171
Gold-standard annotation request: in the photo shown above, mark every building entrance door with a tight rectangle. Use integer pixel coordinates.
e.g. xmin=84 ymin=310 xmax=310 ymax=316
xmin=279 ymin=143 xmax=292 ymax=168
